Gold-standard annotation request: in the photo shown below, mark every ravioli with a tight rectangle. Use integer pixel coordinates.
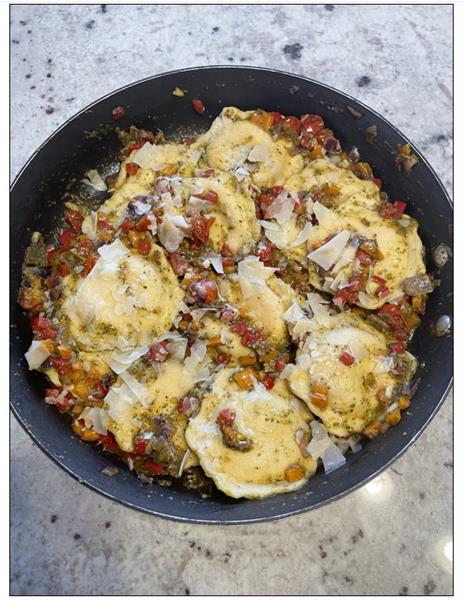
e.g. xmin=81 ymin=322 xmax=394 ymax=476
xmin=306 ymin=200 xmax=425 ymax=308
xmin=287 ymin=311 xmax=415 ymax=437
xmin=103 ymin=357 xmax=198 ymax=472
xmin=193 ymin=107 xmax=304 ymax=187
xmin=61 ymin=240 xmax=184 ymax=351
xmin=185 ymin=368 xmax=317 ymax=499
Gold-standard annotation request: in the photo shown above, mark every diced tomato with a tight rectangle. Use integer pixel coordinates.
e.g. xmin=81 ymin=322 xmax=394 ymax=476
xmin=356 ymin=249 xmax=373 ymax=266
xmin=200 ymin=168 xmax=216 ymax=178
xmin=231 ymin=320 xmax=248 ymax=336
xmin=51 ymin=357 xmax=72 ymax=375
xmin=216 ymin=352 xmax=231 ymax=365
xmin=137 ymin=237 xmax=152 ymax=255
xmin=222 ymin=257 xmax=235 ymax=268
xmin=221 ymin=308 xmax=236 ymax=323
xmin=127 ymin=142 xmax=144 ymax=154
xmin=93 ymin=382 xmax=108 ymax=399
xmin=380 ymin=200 xmax=407 ymax=219
xmin=177 ymin=395 xmax=200 ymax=417
xmin=148 ymin=341 xmax=169 ymax=363
xmin=112 ymin=106 xmax=125 ymax=120
xmin=58 ymin=228 xmax=76 ymax=249
xmin=76 ymin=238 xmax=95 ymax=255
xmin=126 ymin=162 xmax=139 ymax=176
xmin=301 ymin=114 xmax=325 ymax=135
xmin=394 ymin=330 xmax=409 ymax=341
xmin=120 ymin=218 xmax=135 ymax=232
xmin=99 ymin=432 xmax=120 ymax=452
xmin=257 ymin=241 xmax=275 ymax=264
xmin=135 ymin=217 xmax=151 ymax=231
xmin=372 ymin=275 xmax=386 ymax=285
xmin=373 ymin=178 xmax=382 ymax=188
xmin=217 ymin=409 xmax=235 ymax=425
xmin=389 ymin=341 xmax=406 ymax=354
xmin=57 ymin=261 xmax=71 ymax=277
xmin=347 ymin=274 xmax=366 ymax=292
xmin=190 ymin=216 xmax=215 ymax=245
xmin=275 ymin=355 xmax=289 ymax=373
xmin=192 ymin=98 xmax=205 ymax=115
xmin=144 ymin=460 xmax=164 ymax=475
xmin=197 ymin=190 xmax=219 ymax=205
xmin=339 ymin=352 xmax=355 ymax=366
xmin=221 ymin=243 xmax=233 ymax=257
xmin=189 ymin=279 xmax=218 ymax=304
xmin=377 ymin=286 xmax=390 ymax=298
xmin=262 ymin=374 xmax=275 ymax=390
xmin=64 ymin=210 xmax=83 ymax=233
xmin=134 ymin=436 xmax=148 ymax=455
xmin=168 ymin=252 xmax=187 ymax=275
xmin=31 ymin=316 xmax=57 ymax=340
xmin=272 ymin=111 xmax=283 ymax=125
xmin=281 ymin=115 xmax=301 ymax=134
xmin=81 ymin=254 xmax=96 ymax=277
xmin=242 ymin=330 xmax=260 ymax=347
xmin=97 ymin=217 xmax=113 ymax=231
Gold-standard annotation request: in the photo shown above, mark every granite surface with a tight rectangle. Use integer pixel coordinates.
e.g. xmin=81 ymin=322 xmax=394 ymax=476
xmin=10 ymin=4 xmax=453 ymax=596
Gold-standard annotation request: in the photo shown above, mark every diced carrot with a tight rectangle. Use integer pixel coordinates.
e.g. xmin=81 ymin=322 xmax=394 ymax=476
xmin=398 ymin=395 xmax=411 ymax=410
xmin=362 ymin=421 xmax=382 ymax=439
xmin=312 ymin=384 xmax=329 ymax=396
xmin=239 ymin=355 xmax=257 ymax=367
xmin=233 ymin=368 xmax=256 ymax=391
xmin=284 ymin=464 xmax=305 ymax=483
xmin=311 ymin=395 xmax=328 ymax=409
xmin=386 ymin=408 xmax=402 ymax=426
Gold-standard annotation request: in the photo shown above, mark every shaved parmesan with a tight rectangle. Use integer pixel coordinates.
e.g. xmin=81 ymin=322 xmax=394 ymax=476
xmin=283 ymin=301 xmax=305 ymax=324
xmin=307 ymin=421 xmax=346 ymax=474
xmin=119 ymin=371 xmax=149 ymax=403
xmin=265 ymin=190 xmax=296 ymax=224
xmin=25 ymin=340 xmax=50 ymax=370
xmin=308 ymin=230 xmax=351 ymax=271
xmin=304 ymin=293 xmax=332 ymax=328
xmin=98 ymin=239 xmax=129 ymax=262
xmin=237 ymin=256 xmax=276 ymax=298
xmin=290 ymin=222 xmax=313 ymax=248
xmin=375 ymin=356 xmax=394 ymax=373
xmin=79 ymin=407 xmax=108 ymax=435
xmin=313 ymin=202 xmax=339 ymax=228
xmin=105 ymin=346 xmax=148 ymax=374
xmin=247 ymin=144 xmax=269 ymax=163
xmin=83 ymin=169 xmax=107 ymax=191
xmin=178 ymin=449 xmax=192 ymax=477
xmin=81 ymin=211 xmax=98 ymax=242
xmin=158 ymin=213 xmax=188 ymax=252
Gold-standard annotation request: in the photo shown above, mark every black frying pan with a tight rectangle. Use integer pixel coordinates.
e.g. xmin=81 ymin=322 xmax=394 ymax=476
xmin=10 ymin=66 xmax=453 ymax=524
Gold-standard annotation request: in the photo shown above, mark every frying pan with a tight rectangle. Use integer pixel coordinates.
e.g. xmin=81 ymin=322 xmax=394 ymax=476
xmin=10 ymin=66 xmax=453 ymax=524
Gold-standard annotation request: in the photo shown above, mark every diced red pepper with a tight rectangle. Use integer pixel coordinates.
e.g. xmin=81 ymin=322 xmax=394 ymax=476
xmin=389 ymin=341 xmax=406 ymax=354
xmin=380 ymin=201 xmax=407 ymax=219
xmin=99 ymin=432 xmax=120 ymax=452
xmin=217 ymin=409 xmax=235 ymax=425
xmin=242 ymin=330 xmax=260 ymax=347
xmin=93 ymin=382 xmax=108 ymax=399
xmin=64 ymin=210 xmax=83 ymax=233
xmin=200 ymin=168 xmax=216 ymax=178
xmin=377 ymin=286 xmax=390 ymax=298
xmin=301 ymin=114 xmax=325 ymax=135
xmin=144 ymin=460 xmax=164 ymax=475
xmin=126 ymin=162 xmax=139 ymax=176
xmin=192 ymin=98 xmax=205 ymax=115
xmin=221 ymin=243 xmax=233 ymax=257
xmin=177 ymin=395 xmax=200 ymax=417
xmin=134 ymin=436 xmax=148 ymax=455
xmin=262 ymin=374 xmax=275 ymax=390
xmin=76 ymin=238 xmax=95 ymax=255
xmin=272 ymin=111 xmax=283 ymax=125
xmin=127 ymin=142 xmax=144 ymax=154
xmin=216 ymin=352 xmax=231 ymax=365
xmin=373 ymin=178 xmax=382 ymax=188
xmin=339 ymin=352 xmax=355 ymax=366
xmin=190 ymin=216 xmax=215 ymax=245
xmin=347 ymin=274 xmax=366 ymax=292
xmin=168 ymin=252 xmax=188 ymax=275
xmin=58 ymin=228 xmax=76 ymax=249
xmin=148 ymin=341 xmax=169 ymax=363
xmin=135 ymin=217 xmax=151 ymax=231
xmin=377 ymin=303 xmax=405 ymax=331
xmin=394 ymin=330 xmax=409 ymax=341
xmin=112 ymin=106 xmax=125 ymax=120
xmin=189 ymin=279 xmax=218 ymax=304
xmin=81 ymin=254 xmax=96 ymax=277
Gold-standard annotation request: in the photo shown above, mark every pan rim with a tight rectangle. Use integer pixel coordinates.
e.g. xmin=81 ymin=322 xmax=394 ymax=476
xmin=10 ymin=65 xmax=453 ymax=524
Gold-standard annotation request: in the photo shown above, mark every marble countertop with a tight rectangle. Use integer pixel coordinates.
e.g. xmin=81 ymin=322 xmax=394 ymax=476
xmin=10 ymin=4 xmax=453 ymax=595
